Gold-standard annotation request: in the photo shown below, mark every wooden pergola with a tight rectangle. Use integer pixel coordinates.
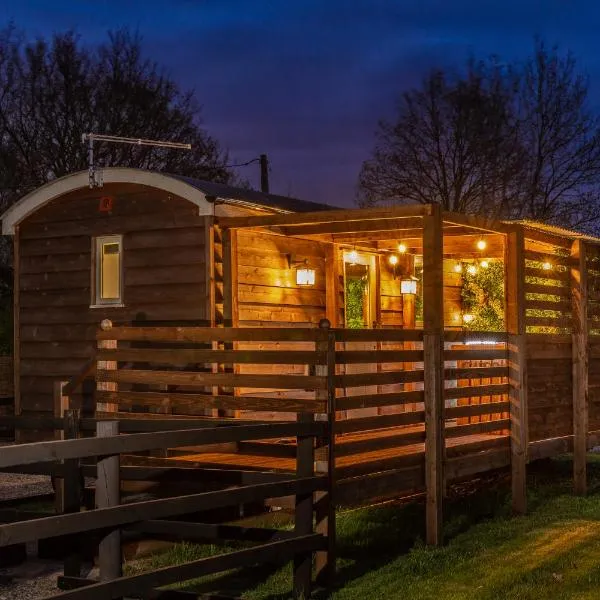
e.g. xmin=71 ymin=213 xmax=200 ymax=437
xmin=216 ymin=204 xmax=532 ymax=542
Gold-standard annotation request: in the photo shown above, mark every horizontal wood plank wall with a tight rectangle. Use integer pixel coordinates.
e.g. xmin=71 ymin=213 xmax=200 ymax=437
xmin=235 ymin=230 xmax=328 ymax=327
xmin=228 ymin=230 xmax=328 ymax=419
xmin=18 ymin=183 xmax=209 ymax=425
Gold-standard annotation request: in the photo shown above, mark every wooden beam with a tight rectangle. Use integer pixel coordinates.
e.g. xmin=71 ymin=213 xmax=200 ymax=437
xmin=204 ymin=216 xmax=216 ymax=327
xmin=221 ymin=228 xmax=238 ymax=328
xmin=315 ymin=321 xmax=336 ymax=585
xmin=279 ymin=216 xmax=425 ymax=237
xmin=325 ymin=245 xmax=340 ymax=325
xmin=442 ymin=211 xmax=513 ymax=234
xmin=216 ymin=204 xmax=431 ymax=230
xmin=422 ymin=203 xmax=444 ymax=546
xmin=505 ymin=227 xmax=528 ymax=514
xmin=572 ymin=239 xmax=588 ymax=495
xmin=0 ymin=422 xmax=326 ymax=469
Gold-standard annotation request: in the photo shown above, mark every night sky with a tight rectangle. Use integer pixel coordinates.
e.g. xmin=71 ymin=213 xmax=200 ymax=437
xmin=4 ymin=1 xmax=600 ymax=206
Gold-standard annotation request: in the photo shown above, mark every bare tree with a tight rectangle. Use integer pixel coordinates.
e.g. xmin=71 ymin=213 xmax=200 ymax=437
xmin=359 ymin=40 xmax=600 ymax=231
xmin=0 ymin=26 xmax=231 ymax=211
xmin=358 ymin=61 xmax=523 ymax=217
xmin=516 ymin=40 xmax=600 ymax=229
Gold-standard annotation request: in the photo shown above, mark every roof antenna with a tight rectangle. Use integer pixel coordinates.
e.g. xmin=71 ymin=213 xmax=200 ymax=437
xmin=82 ymin=133 xmax=192 ymax=189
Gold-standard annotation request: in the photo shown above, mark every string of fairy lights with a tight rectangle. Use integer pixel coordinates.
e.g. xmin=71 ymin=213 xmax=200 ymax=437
xmin=380 ymin=236 xmax=552 ymax=326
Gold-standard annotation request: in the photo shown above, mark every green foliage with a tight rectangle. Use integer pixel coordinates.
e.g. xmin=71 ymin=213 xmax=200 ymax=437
xmin=346 ymin=277 xmax=368 ymax=328
xmin=415 ymin=263 xmax=424 ymax=322
xmin=461 ymin=260 xmax=504 ymax=331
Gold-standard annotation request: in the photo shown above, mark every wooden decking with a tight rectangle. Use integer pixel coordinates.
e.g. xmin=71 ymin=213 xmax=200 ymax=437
xmin=173 ymin=427 xmax=507 ymax=478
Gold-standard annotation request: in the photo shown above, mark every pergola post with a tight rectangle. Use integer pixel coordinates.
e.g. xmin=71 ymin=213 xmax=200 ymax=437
xmin=422 ymin=203 xmax=444 ymax=546
xmin=505 ymin=228 xmax=528 ymax=514
xmin=571 ymin=240 xmax=588 ymax=495
xmin=222 ymin=227 xmax=239 ymax=328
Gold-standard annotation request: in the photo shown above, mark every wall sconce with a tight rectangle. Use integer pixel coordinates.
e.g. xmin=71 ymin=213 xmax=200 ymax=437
xmin=287 ymin=254 xmax=316 ymax=286
xmin=476 ymin=238 xmax=487 ymax=251
xmin=296 ymin=268 xmax=316 ymax=286
xmin=400 ymin=276 xmax=418 ymax=295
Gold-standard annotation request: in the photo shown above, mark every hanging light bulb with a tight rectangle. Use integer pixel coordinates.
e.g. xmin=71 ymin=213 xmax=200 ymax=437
xmin=388 ymin=254 xmax=399 ymax=266
xmin=453 ymin=263 xmax=463 ymax=273
xmin=480 ymin=260 xmax=489 ymax=269
xmin=397 ymin=242 xmax=407 ymax=254
xmin=476 ymin=238 xmax=487 ymax=251
xmin=347 ymin=248 xmax=359 ymax=265
xmin=467 ymin=264 xmax=478 ymax=276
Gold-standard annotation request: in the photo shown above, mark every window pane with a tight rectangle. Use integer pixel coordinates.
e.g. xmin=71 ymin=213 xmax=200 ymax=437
xmin=101 ymin=242 xmax=120 ymax=300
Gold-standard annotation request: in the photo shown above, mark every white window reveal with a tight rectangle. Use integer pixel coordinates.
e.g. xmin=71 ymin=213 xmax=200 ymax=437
xmin=93 ymin=235 xmax=123 ymax=306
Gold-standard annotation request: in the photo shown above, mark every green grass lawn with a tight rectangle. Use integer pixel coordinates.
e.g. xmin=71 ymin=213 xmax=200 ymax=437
xmin=127 ymin=455 xmax=600 ymax=599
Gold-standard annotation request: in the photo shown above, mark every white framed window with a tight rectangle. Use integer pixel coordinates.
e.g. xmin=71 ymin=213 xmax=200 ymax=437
xmin=92 ymin=235 xmax=123 ymax=306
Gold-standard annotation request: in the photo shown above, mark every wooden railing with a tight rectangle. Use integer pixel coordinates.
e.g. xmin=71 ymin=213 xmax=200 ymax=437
xmin=91 ymin=323 xmax=512 ymax=511
xmin=0 ymin=417 xmax=329 ymax=600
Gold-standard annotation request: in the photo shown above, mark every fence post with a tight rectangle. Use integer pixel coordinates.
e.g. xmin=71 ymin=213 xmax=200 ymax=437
xmin=315 ymin=319 xmax=336 ymax=586
xmin=422 ymin=204 xmax=444 ymax=546
xmin=96 ymin=420 xmax=121 ymax=581
xmin=294 ymin=412 xmax=315 ymax=597
xmin=506 ymin=228 xmax=528 ymax=514
xmin=97 ymin=319 xmax=117 ymax=414
xmin=63 ymin=408 xmax=82 ymax=576
xmin=53 ymin=381 xmax=69 ymax=513
xmin=572 ymin=240 xmax=589 ymax=495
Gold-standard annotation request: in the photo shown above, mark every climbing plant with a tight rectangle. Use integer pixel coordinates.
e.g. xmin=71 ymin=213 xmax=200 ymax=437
xmin=346 ymin=277 xmax=368 ymax=328
xmin=461 ymin=260 xmax=505 ymax=331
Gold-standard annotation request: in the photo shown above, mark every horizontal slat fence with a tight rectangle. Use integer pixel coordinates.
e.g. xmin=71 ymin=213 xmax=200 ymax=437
xmin=524 ymin=239 xmax=573 ymax=334
xmin=0 ymin=417 xmax=329 ymax=599
xmin=90 ymin=325 xmax=517 ymax=507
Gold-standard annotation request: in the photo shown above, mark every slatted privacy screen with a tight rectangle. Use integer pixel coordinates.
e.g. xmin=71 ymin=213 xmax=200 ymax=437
xmin=332 ymin=329 xmax=428 ymax=483
xmin=96 ymin=326 xmax=330 ymax=416
xmin=524 ymin=240 xmax=574 ymax=334
xmin=444 ymin=334 xmax=510 ymax=443
xmin=587 ymin=244 xmax=600 ymax=336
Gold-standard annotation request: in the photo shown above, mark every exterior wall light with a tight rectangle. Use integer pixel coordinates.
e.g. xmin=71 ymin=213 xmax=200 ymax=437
xmin=476 ymin=239 xmax=487 ymax=251
xmin=542 ymin=261 xmax=552 ymax=270
xmin=296 ymin=268 xmax=316 ymax=286
xmin=398 ymin=242 xmax=407 ymax=254
xmin=287 ymin=253 xmax=316 ymax=286
xmin=400 ymin=277 xmax=418 ymax=295
xmin=388 ymin=254 xmax=399 ymax=266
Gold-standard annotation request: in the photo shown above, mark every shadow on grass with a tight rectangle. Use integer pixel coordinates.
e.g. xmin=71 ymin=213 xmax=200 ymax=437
xmin=168 ymin=455 xmax=600 ymax=599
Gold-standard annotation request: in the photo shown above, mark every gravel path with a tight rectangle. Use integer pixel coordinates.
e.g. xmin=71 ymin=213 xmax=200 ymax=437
xmin=0 ymin=472 xmax=53 ymax=501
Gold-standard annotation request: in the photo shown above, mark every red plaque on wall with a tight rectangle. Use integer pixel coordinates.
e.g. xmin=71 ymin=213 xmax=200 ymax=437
xmin=99 ymin=196 xmax=114 ymax=212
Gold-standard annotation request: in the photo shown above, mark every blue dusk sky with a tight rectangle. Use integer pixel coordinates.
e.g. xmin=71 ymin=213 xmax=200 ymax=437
xmin=2 ymin=1 xmax=600 ymax=206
